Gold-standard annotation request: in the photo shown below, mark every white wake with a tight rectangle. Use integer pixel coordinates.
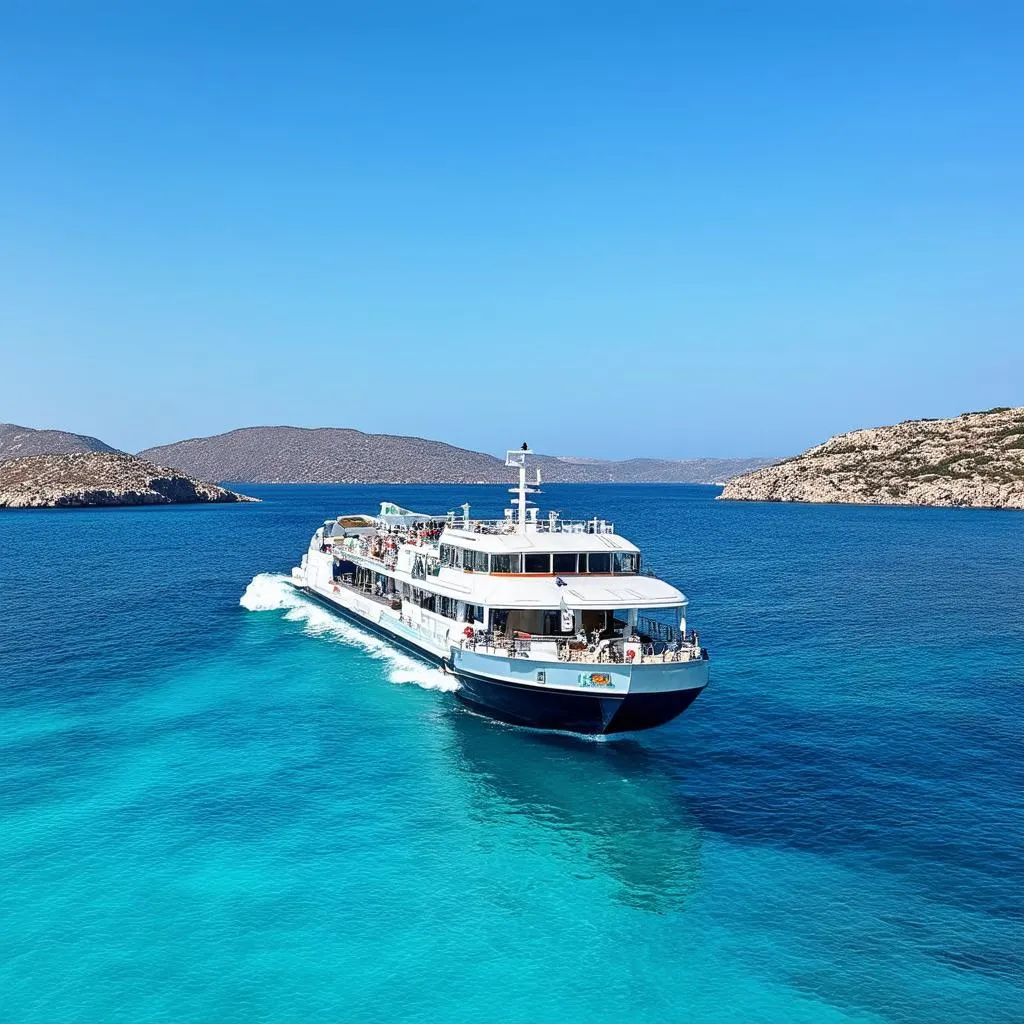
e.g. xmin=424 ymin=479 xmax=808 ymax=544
xmin=240 ymin=573 xmax=459 ymax=692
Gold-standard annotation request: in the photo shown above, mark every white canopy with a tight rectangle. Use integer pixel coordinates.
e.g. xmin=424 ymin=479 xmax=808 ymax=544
xmin=444 ymin=528 xmax=639 ymax=554
xmin=378 ymin=501 xmax=446 ymax=526
xmin=468 ymin=572 xmax=685 ymax=610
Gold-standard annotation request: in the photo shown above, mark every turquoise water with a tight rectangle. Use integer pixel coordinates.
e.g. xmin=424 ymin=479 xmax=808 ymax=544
xmin=1 ymin=484 xmax=1021 ymax=1023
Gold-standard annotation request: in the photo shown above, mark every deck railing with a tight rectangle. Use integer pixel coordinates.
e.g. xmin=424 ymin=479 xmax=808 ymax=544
xmin=459 ymin=631 xmax=706 ymax=665
xmin=329 ymin=575 xmax=399 ymax=608
xmin=635 ymin=614 xmax=683 ymax=643
xmin=443 ymin=518 xmax=615 ymax=536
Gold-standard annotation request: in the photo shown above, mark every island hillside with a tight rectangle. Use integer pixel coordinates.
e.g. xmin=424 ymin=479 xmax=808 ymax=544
xmin=139 ymin=426 xmax=774 ymax=484
xmin=718 ymin=407 xmax=1024 ymax=509
xmin=0 ymin=422 xmax=117 ymax=460
xmin=0 ymin=452 xmax=256 ymax=508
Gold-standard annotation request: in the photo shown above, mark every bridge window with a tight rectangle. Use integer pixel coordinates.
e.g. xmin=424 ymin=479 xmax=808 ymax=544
xmin=552 ymin=553 xmax=578 ymax=574
xmin=491 ymin=553 xmax=522 ymax=573
xmin=584 ymin=552 xmax=611 ymax=573
xmin=470 ymin=550 xmax=489 ymax=573
xmin=524 ymin=553 xmax=551 ymax=574
xmin=613 ymin=552 xmax=639 ymax=574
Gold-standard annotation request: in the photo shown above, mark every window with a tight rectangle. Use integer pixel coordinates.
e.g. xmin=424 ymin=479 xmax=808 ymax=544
xmin=472 ymin=549 xmax=489 ymax=573
xmin=613 ymin=552 xmax=639 ymax=574
xmin=524 ymin=553 xmax=551 ymax=574
xmin=439 ymin=544 xmax=455 ymax=566
xmin=491 ymin=553 xmax=522 ymax=573
xmin=585 ymin=552 xmax=611 ymax=573
xmin=552 ymin=553 xmax=578 ymax=574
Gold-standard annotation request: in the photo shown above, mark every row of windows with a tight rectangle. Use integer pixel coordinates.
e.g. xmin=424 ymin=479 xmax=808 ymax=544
xmin=437 ymin=545 xmax=639 ymax=575
xmin=401 ymin=583 xmax=484 ymax=622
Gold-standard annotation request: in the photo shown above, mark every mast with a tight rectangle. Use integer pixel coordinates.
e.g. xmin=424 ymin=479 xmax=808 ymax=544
xmin=506 ymin=444 xmax=541 ymax=533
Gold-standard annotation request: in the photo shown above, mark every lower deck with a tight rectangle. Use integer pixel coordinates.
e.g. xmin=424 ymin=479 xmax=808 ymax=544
xmin=295 ymin=578 xmax=709 ymax=735
xmin=321 ymin=564 xmax=706 ymax=669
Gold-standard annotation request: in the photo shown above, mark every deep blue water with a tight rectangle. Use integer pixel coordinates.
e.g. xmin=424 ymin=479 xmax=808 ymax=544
xmin=1 ymin=484 xmax=1022 ymax=1023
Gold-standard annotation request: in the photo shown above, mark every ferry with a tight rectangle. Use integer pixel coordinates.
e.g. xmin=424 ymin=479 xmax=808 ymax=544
xmin=290 ymin=447 xmax=709 ymax=734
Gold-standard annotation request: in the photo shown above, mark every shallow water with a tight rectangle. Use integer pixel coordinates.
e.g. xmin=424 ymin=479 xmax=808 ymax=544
xmin=1 ymin=485 xmax=1021 ymax=1022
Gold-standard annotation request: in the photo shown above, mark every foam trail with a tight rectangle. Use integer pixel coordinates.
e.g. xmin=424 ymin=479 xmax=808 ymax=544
xmin=240 ymin=572 xmax=301 ymax=611
xmin=240 ymin=573 xmax=459 ymax=692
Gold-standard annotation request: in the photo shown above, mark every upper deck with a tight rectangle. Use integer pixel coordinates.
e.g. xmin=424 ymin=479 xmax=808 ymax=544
xmin=314 ymin=446 xmax=677 ymax=606
xmin=441 ymin=518 xmax=636 ymax=554
xmin=322 ymin=518 xmax=646 ymax=581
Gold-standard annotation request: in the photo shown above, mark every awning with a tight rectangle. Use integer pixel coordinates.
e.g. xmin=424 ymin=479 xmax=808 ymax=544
xmin=378 ymin=501 xmax=446 ymax=526
xmin=474 ymin=573 xmax=685 ymax=610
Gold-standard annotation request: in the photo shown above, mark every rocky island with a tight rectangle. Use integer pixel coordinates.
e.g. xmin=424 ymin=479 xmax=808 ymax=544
xmin=0 ymin=452 xmax=256 ymax=508
xmin=719 ymin=407 xmax=1024 ymax=510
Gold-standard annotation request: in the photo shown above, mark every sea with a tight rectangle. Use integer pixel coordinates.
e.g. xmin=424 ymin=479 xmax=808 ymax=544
xmin=1 ymin=484 xmax=1021 ymax=1023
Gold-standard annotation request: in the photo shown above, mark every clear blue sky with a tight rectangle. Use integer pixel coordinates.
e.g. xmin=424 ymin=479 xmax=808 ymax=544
xmin=1 ymin=1 xmax=1021 ymax=459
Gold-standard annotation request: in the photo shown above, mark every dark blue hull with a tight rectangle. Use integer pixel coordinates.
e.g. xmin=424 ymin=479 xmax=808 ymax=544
xmin=454 ymin=670 xmax=703 ymax=735
xmin=298 ymin=585 xmax=704 ymax=735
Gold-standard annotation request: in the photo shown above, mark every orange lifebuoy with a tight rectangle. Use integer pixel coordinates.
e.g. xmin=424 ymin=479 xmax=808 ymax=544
xmin=463 ymin=626 xmax=474 ymax=639
xmin=625 ymin=648 xmax=636 ymax=661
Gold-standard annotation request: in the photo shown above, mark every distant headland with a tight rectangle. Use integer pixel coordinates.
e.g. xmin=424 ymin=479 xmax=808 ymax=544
xmin=0 ymin=451 xmax=255 ymax=509
xmin=137 ymin=427 xmax=774 ymax=485
xmin=0 ymin=421 xmax=773 ymax=486
xmin=0 ymin=422 xmax=117 ymax=460
xmin=719 ymin=407 xmax=1024 ymax=510
xmin=0 ymin=420 xmax=776 ymax=499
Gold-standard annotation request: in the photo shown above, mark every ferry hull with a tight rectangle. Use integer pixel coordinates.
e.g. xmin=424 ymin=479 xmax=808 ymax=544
xmin=295 ymin=582 xmax=706 ymax=736
xmin=454 ymin=669 xmax=704 ymax=735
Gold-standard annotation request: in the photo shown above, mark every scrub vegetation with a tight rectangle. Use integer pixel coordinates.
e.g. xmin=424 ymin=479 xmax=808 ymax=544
xmin=720 ymin=408 xmax=1024 ymax=509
